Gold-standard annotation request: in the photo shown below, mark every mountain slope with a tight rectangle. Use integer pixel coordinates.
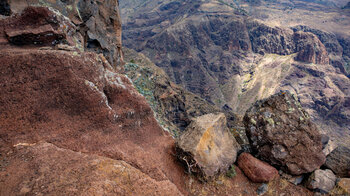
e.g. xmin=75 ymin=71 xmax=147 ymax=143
xmin=120 ymin=0 xmax=350 ymax=147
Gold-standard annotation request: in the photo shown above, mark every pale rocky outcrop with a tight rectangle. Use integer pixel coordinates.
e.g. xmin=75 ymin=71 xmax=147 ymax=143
xmin=306 ymin=169 xmax=336 ymax=194
xmin=175 ymin=113 xmax=240 ymax=180
xmin=323 ymin=139 xmax=337 ymax=157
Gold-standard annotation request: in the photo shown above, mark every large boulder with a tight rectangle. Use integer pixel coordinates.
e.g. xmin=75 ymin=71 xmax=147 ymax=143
xmin=175 ymin=113 xmax=240 ymax=180
xmin=244 ymin=91 xmax=326 ymax=175
xmin=237 ymin=152 xmax=279 ymax=183
xmin=306 ymin=169 xmax=336 ymax=194
xmin=325 ymin=145 xmax=350 ymax=177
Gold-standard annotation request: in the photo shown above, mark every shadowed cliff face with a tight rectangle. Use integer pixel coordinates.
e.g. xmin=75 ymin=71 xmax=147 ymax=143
xmin=123 ymin=48 xmax=238 ymax=134
xmin=120 ymin=0 xmax=350 ymax=147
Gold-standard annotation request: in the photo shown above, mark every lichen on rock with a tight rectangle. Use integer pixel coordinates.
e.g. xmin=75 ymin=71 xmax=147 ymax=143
xmin=244 ymin=91 xmax=326 ymax=175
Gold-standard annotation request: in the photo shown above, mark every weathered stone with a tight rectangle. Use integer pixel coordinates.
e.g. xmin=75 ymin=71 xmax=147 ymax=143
xmin=77 ymin=0 xmax=123 ymax=65
xmin=0 ymin=142 xmax=182 ymax=196
xmin=306 ymin=169 xmax=336 ymax=194
xmin=0 ymin=6 xmax=83 ymax=47
xmin=244 ymin=91 xmax=326 ymax=175
xmin=0 ymin=49 xmax=186 ymax=194
xmin=237 ymin=152 xmax=279 ymax=183
xmin=323 ymin=139 xmax=337 ymax=157
xmin=330 ymin=178 xmax=350 ymax=195
xmin=175 ymin=113 xmax=240 ymax=180
xmin=8 ymin=0 xmax=123 ymax=66
xmin=279 ymin=171 xmax=305 ymax=185
xmin=325 ymin=145 xmax=350 ymax=177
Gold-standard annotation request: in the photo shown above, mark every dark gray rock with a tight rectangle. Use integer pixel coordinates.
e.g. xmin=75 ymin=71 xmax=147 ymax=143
xmin=325 ymin=145 xmax=350 ymax=177
xmin=257 ymin=183 xmax=268 ymax=195
xmin=244 ymin=91 xmax=326 ymax=175
xmin=0 ymin=0 xmax=11 ymax=16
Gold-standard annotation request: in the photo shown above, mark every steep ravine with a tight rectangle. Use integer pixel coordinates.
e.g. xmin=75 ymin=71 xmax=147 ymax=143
xmin=0 ymin=1 xmax=348 ymax=195
xmin=121 ymin=0 xmax=350 ymax=147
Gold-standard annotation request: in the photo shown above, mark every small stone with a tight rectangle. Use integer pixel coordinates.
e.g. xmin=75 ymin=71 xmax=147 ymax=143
xmin=237 ymin=152 xmax=279 ymax=183
xmin=257 ymin=183 xmax=268 ymax=195
xmin=55 ymin=44 xmax=77 ymax=51
xmin=19 ymin=186 xmax=31 ymax=194
xmin=280 ymin=171 xmax=305 ymax=185
xmin=306 ymin=169 xmax=336 ymax=193
xmin=320 ymin=134 xmax=329 ymax=149
xmin=322 ymin=139 xmax=337 ymax=157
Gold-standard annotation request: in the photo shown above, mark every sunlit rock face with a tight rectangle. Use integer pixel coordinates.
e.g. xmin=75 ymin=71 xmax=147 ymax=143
xmin=176 ymin=113 xmax=240 ymax=180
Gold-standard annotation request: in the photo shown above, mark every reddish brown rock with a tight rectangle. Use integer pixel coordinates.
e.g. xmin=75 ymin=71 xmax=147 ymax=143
xmin=0 ymin=6 xmax=83 ymax=48
xmin=237 ymin=152 xmax=279 ymax=183
xmin=0 ymin=48 xmax=186 ymax=195
xmin=5 ymin=0 xmax=123 ymax=66
xmin=0 ymin=142 xmax=181 ymax=196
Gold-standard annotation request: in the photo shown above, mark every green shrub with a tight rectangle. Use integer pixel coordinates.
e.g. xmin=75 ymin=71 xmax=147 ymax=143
xmin=226 ymin=165 xmax=236 ymax=178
